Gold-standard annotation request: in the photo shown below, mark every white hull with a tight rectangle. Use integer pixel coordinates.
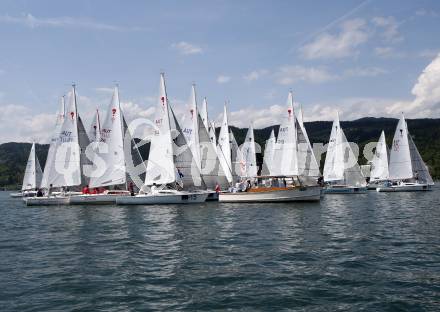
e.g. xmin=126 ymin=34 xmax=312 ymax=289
xmin=69 ymin=191 xmax=130 ymax=205
xmin=116 ymin=190 xmax=208 ymax=205
xmin=219 ymin=186 xmax=321 ymax=203
xmin=24 ymin=196 xmax=69 ymax=206
xmin=323 ymin=185 xmax=367 ymax=194
xmin=377 ymin=183 xmax=432 ymax=192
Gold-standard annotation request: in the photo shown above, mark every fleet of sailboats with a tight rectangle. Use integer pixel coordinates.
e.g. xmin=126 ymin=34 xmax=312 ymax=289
xmin=13 ymin=73 xmax=435 ymax=206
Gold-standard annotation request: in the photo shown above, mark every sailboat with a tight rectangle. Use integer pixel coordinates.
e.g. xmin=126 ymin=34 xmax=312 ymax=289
xmin=70 ymin=85 xmax=142 ymax=204
xmin=219 ymin=92 xmax=321 ymax=202
xmin=10 ymin=143 xmax=43 ymax=198
xmin=323 ymin=113 xmax=367 ymax=194
xmin=367 ymin=130 xmax=389 ymax=189
xmin=116 ymin=73 xmax=208 ymax=205
xmin=377 ymin=114 xmax=434 ymax=192
xmin=25 ymin=85 xmax=91 ymax=205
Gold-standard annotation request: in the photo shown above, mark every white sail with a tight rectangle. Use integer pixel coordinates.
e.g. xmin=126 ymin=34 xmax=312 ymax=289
xmin=41 ymin=96 xmax=65 ymax=189
xmin=273 ymin=91 xmax=298 ymax=175
xmin=89 ymin=86 xmax=127 ymax=188
xmin=370 ymin=131 xmax=389 ymax=182
xmin=241 ymin=123 xmax=258 ymax=178
xmin=230 ymin=130 xmax=242 ymax=181
xmin=169 ymin=106 xmax=205 ymax=189
xmin=181 ymin=84 xmax=201 ymax=171
xmin=88 ymin=109 xmax=101 ymax=143
xmin=200 ymin=97 xmax=209 ymax=130
xmin=43 ymin=86 xmax=82 ymax=188
xmin=408 ymin=130 xmax=434 ymax=185
xmin=323 ymin=113 xmax=344 ymax=181
xmin=323 ymin=113 xmax=365 ymax=186
xmin=198 ymin=115 xmax=229 ymax=188
xmin=22 ymin=143 xmax=43 ymax=190
xmin=261 ymin=129 xmax=276 ymax=175
xmin=144 ymin=73 xmax=177 ymax=186
xmin=389 ymin=114 xmax=413 ymax=180
xmin=339 ymin=128 xmax=366 ymax=186
xmin=217 ymin=104 xmax=233 ymax=183
xmin=296 ymin=103 xmax=320 ymax=177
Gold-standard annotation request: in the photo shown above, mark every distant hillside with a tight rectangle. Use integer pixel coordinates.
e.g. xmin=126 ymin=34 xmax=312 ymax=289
xmin=1 ymin=117 xmax=439 ymax=189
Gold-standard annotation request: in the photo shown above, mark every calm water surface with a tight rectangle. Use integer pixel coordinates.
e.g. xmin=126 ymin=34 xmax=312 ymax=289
xmin=0 ymin=188 xmax=439 ymax=311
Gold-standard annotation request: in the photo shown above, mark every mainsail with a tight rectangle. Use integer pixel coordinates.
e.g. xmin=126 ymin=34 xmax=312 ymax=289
xmin=323 ymin=114 xmax=343 ymax=181
xmin=42 ymin=86 xmax=83 ymax=188
xmin=389 ymin=114 xmax=412 ymax=180
xmin=170 ymin=107 xmax=205 ymax=189
xmin=273 ymin=92 xmax=298 ymax=175
xmin=370 ymin=130 xmax=389 ymax=182
xmin=181 ymin=84 xmax=201 ymax=171
xmin=323 ymin=113 xmax=365 ymax=186
xmin=22 ymin=143 xmax=43 ymax=191
xmin=229 ymin=131 xmax=241 ymax=181
xmin=200 ymin=97 xmax=209 ymax=130
xmin=261 ymin=129 xmax=276 ymax=175
xmin=198 ymin=114 xmax=229 ymax=188
xmin=89 ymin=86 xmax=127 ymax=188
xmin=41 ymin=96 xmax=65 ymax=189
xmin=296 ymin=103 xmax=320 ymax=177
xmin=217 ymin=104 xmax=233 ymax=183
xmin=144 ymin=73 xmax=177 ymax=186
xmin=240 ymin=123 xmax=258 ymax=178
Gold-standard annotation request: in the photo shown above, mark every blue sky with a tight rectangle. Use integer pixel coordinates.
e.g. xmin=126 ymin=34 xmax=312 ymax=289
xmin=1 ymin=0 xmax=440 ymax=142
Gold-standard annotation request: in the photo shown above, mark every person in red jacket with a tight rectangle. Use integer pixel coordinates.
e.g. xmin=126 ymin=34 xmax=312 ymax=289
xmin=82 ymin=185 xmax=90 ymax=194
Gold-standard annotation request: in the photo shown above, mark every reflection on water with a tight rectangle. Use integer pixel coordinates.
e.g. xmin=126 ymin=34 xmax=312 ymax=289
xmin=1 ymin=187 xmax=440 ymax=311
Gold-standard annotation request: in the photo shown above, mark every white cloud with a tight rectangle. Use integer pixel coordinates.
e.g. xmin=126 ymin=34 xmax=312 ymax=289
xmin=216 ymin=75 xmax=231 ymax=84
xmin=171 ymin=41 xmax=203 ymax=55
xmin=0 ymin=104 xmax=55 ymax=143
xmin=243 ymin=69 xmax=269 ymax=81
xmin=215 ymin=104 xmax=286 ymax=129
xmin=371 ymin=16 xmax=403 ymax=43
xmin=407 ymin=52 xmax=440 ymax=117
xmin=275 ymin=65 xmax=336 ymax=85
xmin=344 ymin=67 xmax=388 ymax=77
xmin=300 ymin=18 xmax=369 ymax=59
xmin=0 ymin=13 xmax=146 ymax=31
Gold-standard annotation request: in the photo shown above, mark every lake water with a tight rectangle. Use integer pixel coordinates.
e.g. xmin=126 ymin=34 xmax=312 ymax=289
xmin=1 ymin=188 xmax=439 ymax=311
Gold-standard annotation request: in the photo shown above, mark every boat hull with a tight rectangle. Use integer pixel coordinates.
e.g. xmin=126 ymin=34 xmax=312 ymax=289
xmin=69 ymin=194 xmax=120 ymax=205
xmin=219 ymin=186 xmax=321 ymax=203
xmin=116 ymin=191 xmax=209 ymax=205
xmin=323 ymin=186 xmax=367 ymax=194
xmin=376 ymin=183 xmax=432 ymax=192
xmin=24 ymin=196 xmax=69 ymax=206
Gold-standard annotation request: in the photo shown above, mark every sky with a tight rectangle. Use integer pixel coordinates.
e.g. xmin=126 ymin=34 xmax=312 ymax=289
xmin=1 ymin=0 xmax=440 ymax=143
